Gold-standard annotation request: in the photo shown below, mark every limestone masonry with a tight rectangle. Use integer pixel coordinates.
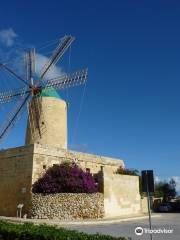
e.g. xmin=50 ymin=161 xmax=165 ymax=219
xmin=26 ymin=97 xmax=67 ymax=149
xmin=0 ymin=143 xmax=125 ymax=217
xmin=0 ymin=96 xmax=147 ymax=218
xmin=30 ymin=193 xmax=104 ymax=220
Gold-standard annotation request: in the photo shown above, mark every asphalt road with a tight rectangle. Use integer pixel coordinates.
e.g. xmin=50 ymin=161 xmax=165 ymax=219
xmin=66 ymin=213 xmax=180 ymax=240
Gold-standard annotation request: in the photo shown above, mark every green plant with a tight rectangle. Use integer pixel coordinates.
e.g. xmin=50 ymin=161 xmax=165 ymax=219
xmin=116 ymin=167 xmax=139 ymax=176
xmin=0 ymin=220 xmax=127 ymax=240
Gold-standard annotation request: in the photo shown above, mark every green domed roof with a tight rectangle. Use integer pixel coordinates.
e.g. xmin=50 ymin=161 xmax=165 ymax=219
xmin=40 ymin=87 xmax=61 ymax=99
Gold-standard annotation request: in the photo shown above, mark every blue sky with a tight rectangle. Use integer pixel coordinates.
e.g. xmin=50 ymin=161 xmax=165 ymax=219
xmin=0 ymin=0 xmax=180 ymax=191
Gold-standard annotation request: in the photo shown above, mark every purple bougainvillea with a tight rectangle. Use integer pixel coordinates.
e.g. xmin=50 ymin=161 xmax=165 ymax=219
xmin=32 ymin=161 xmax=98 ymax=194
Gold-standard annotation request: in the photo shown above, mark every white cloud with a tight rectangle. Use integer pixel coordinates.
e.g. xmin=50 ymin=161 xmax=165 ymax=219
xmin=0 ymin=28 xmax=17 ymax=47
xmin=155 ymin=176 xmax=161 ymax=183
xmin=35 ymin=53 xmax=63 ymax=80
xmin=0 ymin=29 xmax=63 ymax=80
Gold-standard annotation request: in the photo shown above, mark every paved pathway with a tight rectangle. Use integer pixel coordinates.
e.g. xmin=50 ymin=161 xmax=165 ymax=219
xmin=66 ymin=213 xmax=180 ymax=240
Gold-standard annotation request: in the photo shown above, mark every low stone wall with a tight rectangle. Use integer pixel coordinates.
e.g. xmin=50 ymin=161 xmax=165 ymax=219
xmin=103 ymin=171 xmax=141 ymax=217
xmin=141 ymin=197 xmax=148 ymax=213
xmin=30 ymin=193 xmax=104 ymax=220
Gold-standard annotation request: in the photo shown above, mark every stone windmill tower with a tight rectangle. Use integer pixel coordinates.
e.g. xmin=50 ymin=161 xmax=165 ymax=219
xmin=25 ymin=89 xmax=67 ymax=149
xmin=0 ymin=35 xmax=88 ymax=146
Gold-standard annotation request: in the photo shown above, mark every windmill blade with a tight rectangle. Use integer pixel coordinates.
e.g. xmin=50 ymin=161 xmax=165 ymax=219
xmin=30 ymin=48 xmax=36 ymax=79
xmin=44 ymin=68 xmax=88 ymax=91
xmin=0 ymin=63 xmax=31 ymax=87
xmin=40 ymin=35 xmax=75 ymax=80
xmin=0 ymin=93 xmax=30 ymax=142
xmin=25 ymin=49 xmax=35 ymax=85
xmin=0 ymin=87 xmax=30 ymax=104
xmin=24 ymin=52 xmax=29 ymax=82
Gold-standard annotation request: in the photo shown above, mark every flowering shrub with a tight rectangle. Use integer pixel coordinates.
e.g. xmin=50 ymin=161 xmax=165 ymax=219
xmin=32 ymin=161 xmax=98 ymax=194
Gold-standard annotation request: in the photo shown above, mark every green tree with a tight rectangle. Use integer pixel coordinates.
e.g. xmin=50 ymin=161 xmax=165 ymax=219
xmin=154 ymin=178 xmax=176 ymax=202
xmin=154 ymin=181 xmax=164 ymax=198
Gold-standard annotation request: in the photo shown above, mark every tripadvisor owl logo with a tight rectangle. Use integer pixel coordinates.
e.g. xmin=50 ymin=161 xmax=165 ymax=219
xmin=135 ymin=226 xmax=174 ymax=235
xmin=135 ymin=227 xmax=143 ymax=235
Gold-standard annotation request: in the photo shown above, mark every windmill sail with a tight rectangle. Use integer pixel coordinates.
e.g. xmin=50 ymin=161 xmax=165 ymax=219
xmin=40 ymin=35 xmax=75 ymax=80
xmin=0 ymin=64 xmax=31 ymax=87
xmin=45 ymin=69 xmax=88 ymax=91
xmin=0 ymin=34 xmax=87 ymax=145
xmin=24 ymin=48 xmax=35 ymax=85
xmin=0 ymin=87 xmax=30 ymax=104
xmin=0 ymin=94 xmax=30 ymax=142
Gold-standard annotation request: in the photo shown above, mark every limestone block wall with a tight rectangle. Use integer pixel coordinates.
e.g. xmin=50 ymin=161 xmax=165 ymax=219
xmin=32 ymin=144 xmax=124 ymax=184
xmin=103 ymin=171 xmax=141 ymax=217
xmin=0 ymin=144 xmax=124 ymax=217
xmin=30 ymin=193 xmax=104 ymax=220
xmin=0 ymin=145 xmax=34 ymax=217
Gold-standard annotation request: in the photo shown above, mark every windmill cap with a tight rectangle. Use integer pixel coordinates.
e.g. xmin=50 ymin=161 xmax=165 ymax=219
xmin=40 ymin=87 xmax=61 ymax=99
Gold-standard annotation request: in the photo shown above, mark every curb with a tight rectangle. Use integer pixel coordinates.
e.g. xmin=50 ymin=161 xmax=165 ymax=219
xmin=0 ymin=214 xmax=162 ymax=226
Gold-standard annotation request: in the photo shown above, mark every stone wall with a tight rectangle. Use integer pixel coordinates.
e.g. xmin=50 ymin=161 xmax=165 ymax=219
xmin=0 ymin=143 xmax=123 ymax=217
xmin=32 ymin=144 xmax=124 ymax=183
xmin=103 ymin=170 xmax=141 ymax=217
xmin=30 ymin=193 xmax=104 ymax=220
xmin=0 ymin=145 xmax=34 ymax=217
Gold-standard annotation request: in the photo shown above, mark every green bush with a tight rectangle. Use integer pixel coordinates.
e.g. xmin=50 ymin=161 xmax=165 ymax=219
xmin=154 ymin=178 xmax=176 ymax=202
xmin=116 ymin=167 xmax=139 ymax=176
xmin=0 ymin=220 xmax=127 ymax=240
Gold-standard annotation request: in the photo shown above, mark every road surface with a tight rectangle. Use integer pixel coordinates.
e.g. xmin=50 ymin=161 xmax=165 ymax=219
xmin=66 ymin=213 xmax=180 ymax=240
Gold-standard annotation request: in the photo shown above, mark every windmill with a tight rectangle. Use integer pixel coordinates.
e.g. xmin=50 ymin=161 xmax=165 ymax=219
xmin=0 ymin=35 xmax=88 ymax=147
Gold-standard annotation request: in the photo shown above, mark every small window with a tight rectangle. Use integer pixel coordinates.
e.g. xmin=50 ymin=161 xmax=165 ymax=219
xmin=86 ymin=168 xmax=90 ymax=173
xmin=43 ymin=165 xmax=46 ymax=170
